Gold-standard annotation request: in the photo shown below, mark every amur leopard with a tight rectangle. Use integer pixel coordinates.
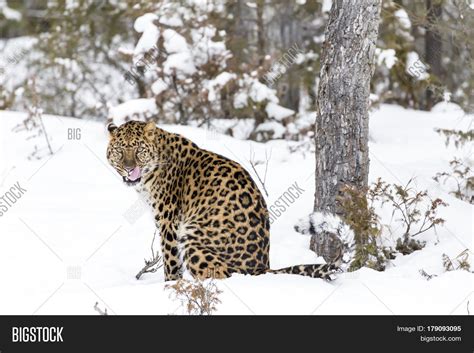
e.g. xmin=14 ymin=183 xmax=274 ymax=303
xmin=106 ymin=120 xmax=336 ymax=280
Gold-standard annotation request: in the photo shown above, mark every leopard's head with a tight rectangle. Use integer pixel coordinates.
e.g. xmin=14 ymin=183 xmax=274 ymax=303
xmin=106 ymin=120 xmax=158 ymax=186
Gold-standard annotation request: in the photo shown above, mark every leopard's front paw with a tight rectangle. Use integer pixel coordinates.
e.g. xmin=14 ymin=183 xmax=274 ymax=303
xmin=164 ymin=272 xmax=183 ymax=281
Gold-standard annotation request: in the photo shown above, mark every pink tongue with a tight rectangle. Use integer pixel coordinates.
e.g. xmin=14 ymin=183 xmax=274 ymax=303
xmin=128 ymin=166 xmax=141 ymax=181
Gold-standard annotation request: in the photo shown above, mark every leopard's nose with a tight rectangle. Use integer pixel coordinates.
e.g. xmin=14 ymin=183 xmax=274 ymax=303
xmin=124 ymin=166 xmax=134 ymax=174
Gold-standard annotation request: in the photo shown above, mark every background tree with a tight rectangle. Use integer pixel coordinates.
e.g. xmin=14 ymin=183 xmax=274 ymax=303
xmin=424 ymin=0 xmax=443 ymax=110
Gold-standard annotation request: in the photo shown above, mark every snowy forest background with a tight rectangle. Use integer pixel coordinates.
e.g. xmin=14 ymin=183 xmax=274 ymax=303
xmin=0 ymin=0 xmax=472 ymax=315
xmin=1 ymin=0 xmax=473 ymax=131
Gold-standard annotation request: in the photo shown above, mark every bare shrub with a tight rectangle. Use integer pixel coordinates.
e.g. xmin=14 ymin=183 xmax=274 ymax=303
xmin=436 ymin=128 xmax=473 ymax=149
xmin=336 ymin=178 xmax=447 ymax=271
xmin=12 ymin=77 xmax=54 ymax=160
xmin=381 ymin=179 xmax=447 ymax=255
xmin=165 ymin=279 xmax=222 ymax=315
xmin=442 ymin=249 xmax=471 ymax=272
xmin=433 ymin=158 xmax=473 ymax=204
xmin=337 ymin=182 xmax=393 ymax=271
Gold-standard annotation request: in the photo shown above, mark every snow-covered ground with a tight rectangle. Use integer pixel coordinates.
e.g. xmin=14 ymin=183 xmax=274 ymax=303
xmin=0 ymin=104 xmax=472 ymax=315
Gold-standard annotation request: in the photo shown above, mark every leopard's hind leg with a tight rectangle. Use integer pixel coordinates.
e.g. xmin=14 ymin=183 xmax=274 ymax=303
xmin=175 ymin=217 xmax=234 ymax=279
xmin=180 ymin=242 xmax=233 ymax=279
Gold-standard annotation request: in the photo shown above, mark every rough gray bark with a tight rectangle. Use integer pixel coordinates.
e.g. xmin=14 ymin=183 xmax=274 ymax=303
xmin=314 ymin=0 xmax=381 ymax=215
xmin=310 ymin=230 xmax=343 ymax=265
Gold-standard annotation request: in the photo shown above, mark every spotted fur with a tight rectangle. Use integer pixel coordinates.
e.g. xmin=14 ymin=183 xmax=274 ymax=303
xmin=106 ymin=121 xmax=337 ymax=280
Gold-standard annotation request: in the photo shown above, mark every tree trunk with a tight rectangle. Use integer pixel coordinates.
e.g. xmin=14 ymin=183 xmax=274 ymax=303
xmin=256 ymin=0 xmax=266 ymax=66
xmin=225 ymin=0 xmax=247 ymax=71
xmin=279 ymin=3 xmax=301 ymax=111
xmin=314 ymin=0 xmax=381 ymax=215
xmin=425 ymin=0 xmax=443 ymax=110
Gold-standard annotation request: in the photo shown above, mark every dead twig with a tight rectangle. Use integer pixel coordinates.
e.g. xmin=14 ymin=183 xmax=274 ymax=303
xmin=249 ymin=147 xmax=271 ymax=197
xmin=136 ymin=229 xmax=163 ymax=280
xmin=93 ymin=302 xmax=108 ymax=315
xmin=30 ymin=76 xmax=53 ymax=156
xmin=419 ymin=269 xmax=437 ymax=281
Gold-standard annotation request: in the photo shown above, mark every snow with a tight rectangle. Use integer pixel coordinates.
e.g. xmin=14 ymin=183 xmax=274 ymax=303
xmin=394 ymin=8 xmax=411 ymax=30
xmin=192 ymin=118 xmax=255 ymax=140
xmin=54 ymin=57 xmax=80 ymax=71
xmin=232 ymin=74 xmax=281 ymax=110
xmin=191 ymin=26 xmax=228 ymax=68
xmin=210 ymin=71 xmax=236 ymax=87
xmin=255 ymin=121 xmax=286 ymax=139
xmin=322 ymin=0 xmax=332 ymax=13
xmin=162 ymin=29 xmax=188 ymax=55
xmin=134 ymin=13 xmax=158 ymax=33
xmin=265 ymin=102 xmax=295 ymax=121
xmin=0 ymin=34 xmax=137 ymax=119
xmin=133 ymin=13 xmax=160 ymax=65
xmin=108 ymin=98 xmax=158 ymax=125
xmin=157 ymin=14 xmax=183 ymax=27
xmin=0 ymin=104 xmax=472 ymax=315
xmin=204 ymin=72 xmax=237 ymax=101
xmin=233 ymin=91 xmax=249 ymax=109
xmin=297 ymin=213 xmax=354 ymax=242
xmin=0 ymin=36 xmax=37 ymax=90
xmin=0 ymin=0 xmax=21 ymax=21
xmin=248 ymin=77 xmax=278 ymax=103
xmin=160 ymin=29 xmax=196 ymax=77
xmin=431 ymin=101 xmax=464 ymax=114
xmin=376 ymin=48 xmax=397 ymax=69
xmin=151 ymin=79 xmax=168 ymax=96
xmin=406 ymin=51 xmax=429 ymax=81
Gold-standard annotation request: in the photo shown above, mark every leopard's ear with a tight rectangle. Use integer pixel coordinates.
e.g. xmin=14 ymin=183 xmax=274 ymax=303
xmin=107 ymin=123 xmax=117 ymax=138
xmin=144 ymin=120 xmax=156 ymax=141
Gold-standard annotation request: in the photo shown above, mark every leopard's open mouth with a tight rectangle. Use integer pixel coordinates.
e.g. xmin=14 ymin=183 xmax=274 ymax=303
xmin=123 ymin=175 xmax=142 ymax=186
xmin=123 ymin=166 xmax=142 ymax=186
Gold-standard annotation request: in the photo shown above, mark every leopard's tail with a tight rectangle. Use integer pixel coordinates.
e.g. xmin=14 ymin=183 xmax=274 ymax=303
xmin=267 ymin=263 xmax=338 ymax=280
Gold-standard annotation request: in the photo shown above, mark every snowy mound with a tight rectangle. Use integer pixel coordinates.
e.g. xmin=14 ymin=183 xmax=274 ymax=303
xmin=431 ymin=101 xmax=464 ymax=114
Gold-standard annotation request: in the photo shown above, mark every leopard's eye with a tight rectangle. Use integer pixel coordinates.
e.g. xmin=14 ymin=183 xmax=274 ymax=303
xmin=112 ymin=147 xmax=123 ymax=159
xmin=136 ymin=146 xmax=148 ymax=161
